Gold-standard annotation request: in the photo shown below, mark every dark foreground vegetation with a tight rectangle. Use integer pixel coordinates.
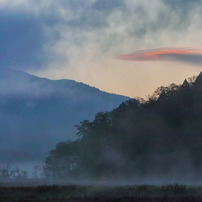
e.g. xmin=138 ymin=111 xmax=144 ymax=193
xmin=1 ymin=184 xmax=202 ymax=202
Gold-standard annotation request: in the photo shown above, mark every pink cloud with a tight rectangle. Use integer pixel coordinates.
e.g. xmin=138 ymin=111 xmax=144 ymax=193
xmin=116 ymin=48 xmax=202 ymax=65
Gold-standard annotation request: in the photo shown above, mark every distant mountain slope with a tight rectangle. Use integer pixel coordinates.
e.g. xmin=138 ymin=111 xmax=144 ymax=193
xmin=0 ymin=68 xmax=129 ymax=156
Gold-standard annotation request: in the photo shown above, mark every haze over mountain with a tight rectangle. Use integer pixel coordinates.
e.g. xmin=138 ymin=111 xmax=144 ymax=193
xmin=0 ymin=68 xmax=129 ymax=160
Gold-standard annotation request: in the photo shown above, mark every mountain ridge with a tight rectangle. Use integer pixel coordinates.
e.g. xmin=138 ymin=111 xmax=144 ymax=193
xmin=0 ymin=68 xmax=129 ymax=158
xmin=0 ymin=68 xmax=128 ymax=97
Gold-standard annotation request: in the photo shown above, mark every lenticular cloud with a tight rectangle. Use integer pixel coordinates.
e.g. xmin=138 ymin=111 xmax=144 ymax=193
xmin=116 ymin=48 xmax=202 ymax=65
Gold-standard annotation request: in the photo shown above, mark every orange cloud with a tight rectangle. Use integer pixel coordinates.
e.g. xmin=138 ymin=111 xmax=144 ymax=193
xmin=116 ymin=48 xmax=202 ymax=64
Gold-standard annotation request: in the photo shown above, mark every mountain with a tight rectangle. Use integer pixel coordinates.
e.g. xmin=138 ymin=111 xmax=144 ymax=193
xmin=0 ymin=68 xmax=129 ymax=157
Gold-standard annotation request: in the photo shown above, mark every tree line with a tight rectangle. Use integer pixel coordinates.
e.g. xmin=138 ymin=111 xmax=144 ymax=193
xmin=44 ymin=73 xmax=202 ymax=181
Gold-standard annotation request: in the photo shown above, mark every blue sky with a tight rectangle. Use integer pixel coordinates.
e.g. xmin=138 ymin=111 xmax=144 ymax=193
xmin=1 ymin=0 xmax=202 ymax=97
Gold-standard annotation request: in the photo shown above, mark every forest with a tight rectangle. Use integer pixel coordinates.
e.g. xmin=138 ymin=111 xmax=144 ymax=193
xmin=44 ymin=73 xmax=202 ymax=183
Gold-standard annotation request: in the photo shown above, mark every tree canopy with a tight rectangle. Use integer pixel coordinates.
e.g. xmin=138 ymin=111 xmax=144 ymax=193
xmin=44 ymin=73 xmax=202 ymax=181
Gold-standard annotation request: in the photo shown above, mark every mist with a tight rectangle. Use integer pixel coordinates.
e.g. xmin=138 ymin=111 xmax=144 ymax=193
xmin=0 ymin=0 xmax=202 ymax=97
xmin=2 ymin=1 xmax=202 ymax=200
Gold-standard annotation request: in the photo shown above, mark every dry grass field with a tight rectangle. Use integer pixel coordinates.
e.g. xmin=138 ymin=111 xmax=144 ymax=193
xmin=0 ymin=184 xmax=202 ymax=202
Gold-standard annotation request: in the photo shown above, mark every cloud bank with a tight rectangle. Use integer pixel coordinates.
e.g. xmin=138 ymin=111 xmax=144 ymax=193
xmin=1 ymin=0 xmax=202 ymax=70
xmin=1 ymin=0 xmax=202 ymax=97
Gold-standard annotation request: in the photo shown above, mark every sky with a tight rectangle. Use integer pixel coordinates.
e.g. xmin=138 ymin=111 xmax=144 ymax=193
xmin=1 ymin=0 xmax=202 ymax=98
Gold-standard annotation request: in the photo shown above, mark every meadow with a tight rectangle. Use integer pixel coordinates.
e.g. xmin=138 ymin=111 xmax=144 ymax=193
xmin=0 ymin=184 xmax=202 ymax=202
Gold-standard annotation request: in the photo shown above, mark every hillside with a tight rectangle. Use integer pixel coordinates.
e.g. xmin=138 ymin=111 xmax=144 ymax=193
xmin=0 ymin=68 xmax=129 ymax=159
xmin=45 ymin=73 xmax=202 ymax=183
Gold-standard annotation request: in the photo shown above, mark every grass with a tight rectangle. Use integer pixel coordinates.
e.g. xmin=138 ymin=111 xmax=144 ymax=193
xmin=0 ymin=184 xmax=202 ymax=201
